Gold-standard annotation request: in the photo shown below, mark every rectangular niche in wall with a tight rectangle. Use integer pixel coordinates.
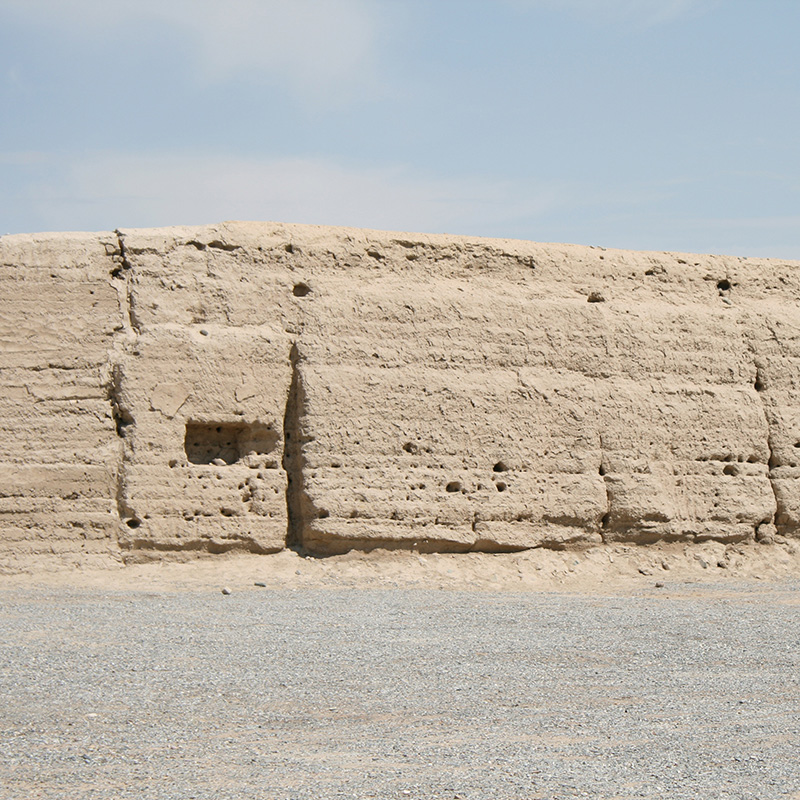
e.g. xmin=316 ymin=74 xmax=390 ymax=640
xmin=184 ymin=421 xmax=279 ymax=465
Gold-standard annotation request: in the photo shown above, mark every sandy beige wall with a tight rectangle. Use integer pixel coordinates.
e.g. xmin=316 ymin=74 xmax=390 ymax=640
xmin=0 ymin=232 xmax=124 ymax=570
xmin=2 ymin=221 xmax=800 ymax=569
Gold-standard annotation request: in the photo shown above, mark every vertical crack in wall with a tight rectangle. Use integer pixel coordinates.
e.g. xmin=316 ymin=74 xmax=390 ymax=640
xmin=113 ymin=229 xmax=141 ymax=335
xmin=751 ymin=361 xmax=781 ymax=537
xmin=283 ymin=342 xmax=308 ymax=549
xmin=598 ymin=435 xmax=611 ymax=542
xmin=107 ymin=363 xmax=139 ymax=534
xmin=106 ymin=229 xmax=141 ymax=540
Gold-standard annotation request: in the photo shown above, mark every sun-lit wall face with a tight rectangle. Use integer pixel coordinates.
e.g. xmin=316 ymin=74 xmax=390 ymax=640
xmin=0 ymin=232 xmax=123 ymax=571
xmin=3 ymin=220 xmax=800 ymax=572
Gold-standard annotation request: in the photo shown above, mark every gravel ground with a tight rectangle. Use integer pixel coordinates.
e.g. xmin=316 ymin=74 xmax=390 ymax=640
xmin=1 ymin=581 xmax=799 ymax=800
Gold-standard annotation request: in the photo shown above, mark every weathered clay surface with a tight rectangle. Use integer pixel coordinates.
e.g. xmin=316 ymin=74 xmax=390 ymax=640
xmin=2 ymin=221 xmax=800 ymax=569
xmin=0 ymin=233 xmax=122 ymax=570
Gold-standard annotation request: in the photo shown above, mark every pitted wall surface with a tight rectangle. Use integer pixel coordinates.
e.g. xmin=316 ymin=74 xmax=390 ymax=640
xmin=0 ymin=233 xmax=123 ymax=570
xmin=2 ymin=221 xmax=800 ymax=569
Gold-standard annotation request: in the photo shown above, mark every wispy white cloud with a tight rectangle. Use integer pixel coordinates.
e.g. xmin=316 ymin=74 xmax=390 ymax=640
xmin=3 ymin=148 xmax=799 ymax=258
xmin=0 ymin=0 xmax=381 ymax=102
xmin=3 ymin=150 xmax=570 ymax=237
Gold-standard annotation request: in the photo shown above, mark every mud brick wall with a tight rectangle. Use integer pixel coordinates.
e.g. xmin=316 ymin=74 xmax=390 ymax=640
xmin=0 ymin=233 xmax=123 ymax=570
xmin=2 ymin=221 xmax=800 ymax=569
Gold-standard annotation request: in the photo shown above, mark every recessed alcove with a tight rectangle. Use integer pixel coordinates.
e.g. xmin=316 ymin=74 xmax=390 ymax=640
xmin=184 ymin=421 xmax=278 ymax=465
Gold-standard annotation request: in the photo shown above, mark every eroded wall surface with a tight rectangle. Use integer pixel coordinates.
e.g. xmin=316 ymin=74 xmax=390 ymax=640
xmin=2 ymin=221 xmax=800 ymax=569
xmin=0 ymin=233 xmax=122 ymax=569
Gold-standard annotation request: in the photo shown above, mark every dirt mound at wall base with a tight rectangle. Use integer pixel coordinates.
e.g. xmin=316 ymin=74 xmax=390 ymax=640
xmin=5 ymin=541 xmax=799 ymax=593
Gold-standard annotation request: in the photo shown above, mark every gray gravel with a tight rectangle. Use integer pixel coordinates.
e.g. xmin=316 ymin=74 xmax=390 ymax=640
xmin=1 ymin=582 xmax=799 ymax=799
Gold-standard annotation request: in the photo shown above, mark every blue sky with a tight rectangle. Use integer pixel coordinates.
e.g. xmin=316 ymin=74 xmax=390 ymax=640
xmin=1 ymin=0 xmax=799 ymax=258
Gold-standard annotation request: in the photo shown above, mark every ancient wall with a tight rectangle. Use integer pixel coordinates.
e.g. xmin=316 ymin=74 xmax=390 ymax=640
xmin=2 ymin=221 xmax=800 ymax=570
xmin=0 ymin=233 xmax=123 ymax=569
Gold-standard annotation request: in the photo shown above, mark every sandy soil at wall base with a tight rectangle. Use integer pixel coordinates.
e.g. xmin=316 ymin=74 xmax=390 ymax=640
xmin=4 ymin=540 xmax=800 ymax=595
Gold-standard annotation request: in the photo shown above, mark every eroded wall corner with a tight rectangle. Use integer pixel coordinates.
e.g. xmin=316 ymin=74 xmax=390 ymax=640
xmin=0 ymin=231 xmax=125 ymax=572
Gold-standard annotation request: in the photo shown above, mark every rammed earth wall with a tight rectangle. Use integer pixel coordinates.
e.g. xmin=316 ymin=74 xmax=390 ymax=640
xmin=2 ymin=221 xmax=800 ymax=570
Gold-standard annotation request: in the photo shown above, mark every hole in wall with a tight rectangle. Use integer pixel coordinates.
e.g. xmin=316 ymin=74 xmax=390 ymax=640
xmin=403 ymin=442 xmax=419 ymax=454
xmin=495 ymin=482 xmax=507 ymax=492
xmin=723 ymin=464 xmax=738 ymax=476
xmin=207 ymin=240 xmax=239 ymax=252
xmin=293 ymin=282 xmax=311 ymax=297
xmin=126 ymin=518 xmax=141 ymax=529
xmin=717 ymin=279 xmax=731 ymax=292
xmin=445 ymin=481 xmax=462 ymax=493
xmin=184 ymin=421 xmax=278 ymax=465
xmin=493 ymin=461 xmax=508 ymax=472
xmin=587 ymin=292 xmax=605 ymax=303
xmin=114 ymin=408 xmax=133 ymax=438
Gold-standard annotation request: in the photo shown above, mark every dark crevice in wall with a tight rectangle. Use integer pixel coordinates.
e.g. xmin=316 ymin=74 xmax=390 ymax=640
xmin=283 ymin=342 xmax=308 ymax=549
xmin=763 ymin=439 xmax=780 ymax=532
xmin=113 ymin=230 xmax=141 ymax=334
xmin=106 ymin=231 xmax=142 ymax=541
xmin=751 ymin=360 xmax=781 ymax=536
xmin=107 ymin=364 xmax=139 ymax=531
xmin=113 ymin=229 xmax=133 ymax=271
xmin=598 ymin=439 xmax=611 ymax=542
